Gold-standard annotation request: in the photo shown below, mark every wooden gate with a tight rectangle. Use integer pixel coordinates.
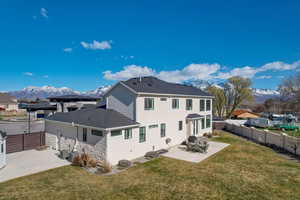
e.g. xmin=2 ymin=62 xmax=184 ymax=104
xmin=6 ymin=132 xmax=45 ymax=153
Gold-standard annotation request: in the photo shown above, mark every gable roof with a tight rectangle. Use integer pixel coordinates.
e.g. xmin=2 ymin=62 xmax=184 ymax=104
xmin=46 ymin=108 xmax=139 ymax=130
xmin=121 ymin=76 xmax=213 ymax=97
xmin=0 ymin=93 xmax=17 ymax=104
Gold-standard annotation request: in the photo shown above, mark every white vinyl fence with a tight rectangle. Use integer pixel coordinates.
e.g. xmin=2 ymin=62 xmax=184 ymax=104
xmin=225 ymin=123 xmax=300 ymax=156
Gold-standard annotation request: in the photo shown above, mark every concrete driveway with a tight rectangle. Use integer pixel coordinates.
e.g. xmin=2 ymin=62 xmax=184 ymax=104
xmin=0 ymin=149 xmax=70 ymax=183
xmin=163 ymin=141 xmax=230 ymax=163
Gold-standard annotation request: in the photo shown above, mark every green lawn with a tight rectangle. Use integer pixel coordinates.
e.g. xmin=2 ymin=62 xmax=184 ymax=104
xmin=0 ymin=131 xmax=300 ymax=200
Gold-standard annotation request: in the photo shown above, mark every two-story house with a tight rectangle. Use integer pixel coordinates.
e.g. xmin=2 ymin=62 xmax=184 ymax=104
xmin=45 ymin=77 xmax=213 ymax=164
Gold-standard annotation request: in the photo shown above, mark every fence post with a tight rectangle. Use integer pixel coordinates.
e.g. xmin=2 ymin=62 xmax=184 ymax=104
xmin=264 ymin=131 xmax=267 ymax=145
xmin=282 ymin=134 xmax=286 ymax=150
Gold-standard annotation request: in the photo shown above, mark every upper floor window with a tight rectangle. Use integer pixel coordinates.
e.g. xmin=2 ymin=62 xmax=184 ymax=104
xmin=206 ymin=100 xmax=211 ymax=111
xmin=144 ymin=98 xmax=154 ymax=110
xmin=83 ymin=128 xmax=87 ymax=142
xmin=111 ymin=130 xmax=122 ymax=137
xmin=206 ymin=115 xmax=211 ymax=128
xmin=124 ymin=129 xmax=132 ymax=140
xmin=178 ymin=121 xmax=183 ymax=131
xmin=91 ymin=130 xmax=103 ymax=137
xmin=200 ymin=99 xmax=205 ymax=111
xmin=160 ymin=98 xmax=167 ymax=101
xmin=139 ymin=127 xmax=146 ymax=143
xmin=172 ymin=99 xmax=179 ymax=109
xmin=0 ymin=144 xmax=3 ymax=153
xmin=186 ymin=99 xmax=193 ymax=110
xmin=160 ymin=123 xmax=166 ymax=137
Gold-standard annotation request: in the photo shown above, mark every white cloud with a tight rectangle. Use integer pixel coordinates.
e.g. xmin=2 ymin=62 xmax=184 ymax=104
xmin=63 ymin=48 xmax=73 ymax=53
xmin=103 ymin=63 xmax=220 ymax=83
xmin=260 ymin=60 xmax=300 ymax=71
xmin=216 ymin=66 xmax=258 ymax=79
xmin=24 ymin=72 xmax=33 ymax=76
xmin=102 ymin=60 xmax=300 ymax=83
xmin=40 ymin=8 xmax=48 ymax=18
xmin=256 ymin=75 xmax=272 ymax=79
xmin=157 ymin=63 xmax=220 ymax=83
xmin=103 ymin=65 xmax=155 ymax=80
xmin=80 ymin=40 xmax=112 ymax=50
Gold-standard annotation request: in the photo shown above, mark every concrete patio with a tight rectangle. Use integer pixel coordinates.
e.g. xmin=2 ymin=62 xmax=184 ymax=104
xmin=0 ymin=149 xmax=70 ymax=183
xmin=163 ymin=141 xmax=230 ymax=163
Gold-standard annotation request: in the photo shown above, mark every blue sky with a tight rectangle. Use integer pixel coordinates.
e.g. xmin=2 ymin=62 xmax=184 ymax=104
xmin=1 ymin=0 xmax=300 ymax=91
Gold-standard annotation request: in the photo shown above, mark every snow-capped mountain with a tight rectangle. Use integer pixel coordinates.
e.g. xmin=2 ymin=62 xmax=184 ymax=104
xmin=83 ymin=86 xmax=111 ymax=97
xmin=7 ymin=83 xmax=280 ymax=103
xmin=185 ymin=80 xmax=280 ymax=103
xmin=252 ymin=88 xmax=280 ymax=103
xmin=8 ymin=86 xmax=111 ymax=99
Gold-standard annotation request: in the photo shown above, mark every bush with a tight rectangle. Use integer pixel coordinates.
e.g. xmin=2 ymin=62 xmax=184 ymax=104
xmin=72 ymin=153 xmax=98 ymax=168
xmin=72 ymin=154 xmax=84 ymax=167
xmin=98 ymin=160 xmax=112 ymax=173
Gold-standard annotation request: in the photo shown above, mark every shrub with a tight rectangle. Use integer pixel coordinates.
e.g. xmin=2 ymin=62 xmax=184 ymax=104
xmin=72 ymin=154 xmax=84 ymax=167
xmin=98 ymin=160 xmax=112 ymax=173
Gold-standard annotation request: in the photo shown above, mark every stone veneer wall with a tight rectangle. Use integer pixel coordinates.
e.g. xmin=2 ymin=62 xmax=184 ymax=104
xmin=45 ymin=132 xmax=107 ymax=161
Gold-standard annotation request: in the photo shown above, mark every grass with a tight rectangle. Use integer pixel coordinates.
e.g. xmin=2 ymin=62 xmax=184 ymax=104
xmin=0 ymin=131 xmax=300 ymax=200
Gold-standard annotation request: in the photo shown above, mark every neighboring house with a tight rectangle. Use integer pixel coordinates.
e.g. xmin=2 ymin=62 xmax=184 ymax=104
xmin=232 ymin=109 xmax=259 ymax=119
xmin=45 ymin=77 xmax=214 ymax=164
xmin=48 ymin=95 xmax=100 ymax=113
xmin=0 ymin=93 xmax=18 ymax=111
xmin=0 ymin=130 xmax=6 ymax=169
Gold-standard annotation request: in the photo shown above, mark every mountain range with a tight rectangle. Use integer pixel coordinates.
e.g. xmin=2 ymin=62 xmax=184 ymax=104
xmin=7 ymin=83 xmax=280 ymax=103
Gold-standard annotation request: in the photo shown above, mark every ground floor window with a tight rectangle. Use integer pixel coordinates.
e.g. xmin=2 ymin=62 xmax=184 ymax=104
xmin=179 ymin=121 xmax=183 ymax=131
xmin=0 ymin=143 xmax=3 ymax=153
xmin=206 ymin=115 xmax=211 ymax=128
xmin=91 ymin=130 xmax=103 ymax=137
xmin=139 ymin=127 xmax=146 ymax=143
xmin=83 ymin=128 xmax=87 ymax=142
xmin=192 ymin=120 xmax=200 ymax=135
xmin=124 ymin=129 xmax=132 ymax=140
xmin=111 ymin=130 xmax=122 ymax=137
xmin=160 ymin=123 xmax=166 ymax=137
xmin=201 ymin=118 xmax=205 ymax=129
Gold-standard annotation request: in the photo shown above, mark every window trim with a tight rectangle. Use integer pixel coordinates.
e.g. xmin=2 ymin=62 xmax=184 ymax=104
xmin=172 ymin=99 xmax=179 ymax=109
xmin=124 ymin=128 xmax=132 ymax=140
xmin=91 ymin=129 xmax=103 ymax=137
xmin=200 ymin=99 xmax=205 ymax=112
xmin=206 ymin=99 xmax=211 ymax=111
xmin=160 ymin=123 xmax=166 ymax=138
xmin=111 ymin=130 xmax=122 ymax=137
xmin=144 ymin=98 xmax=154 ymax=110
xmin=206 ymin=115 xmax=211 ymax=128
xmin=186 ymin=99 xmax=193 ymax=110
xmin=179 ymin=121 xmax=183 ymax=131
xmin=139 ymin=127 xmax=146 ymax=143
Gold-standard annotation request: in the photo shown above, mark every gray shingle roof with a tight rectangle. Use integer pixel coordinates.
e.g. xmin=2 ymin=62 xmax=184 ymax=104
xmin=46 ymin=108 xmax=139 ymax=129
xmin=122 ymin=76 xmax=213 ymax=97
xmin=186 ymin=114 xmax=205 ymax=119
xmin=48 ymin=95 xmax=100 ymax=102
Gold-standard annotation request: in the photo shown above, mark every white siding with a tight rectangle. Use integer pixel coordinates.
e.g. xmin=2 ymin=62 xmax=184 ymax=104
xmin=105 ymin=95 xmax=213 ymax=165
